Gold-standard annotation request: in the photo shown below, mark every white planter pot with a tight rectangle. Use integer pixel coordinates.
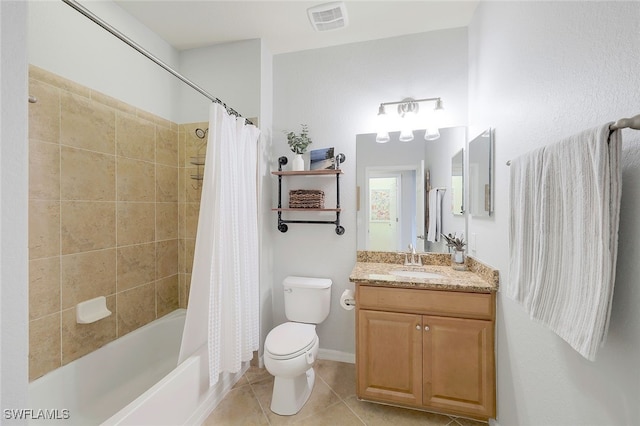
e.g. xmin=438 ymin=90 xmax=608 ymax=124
xmin=292 ymin=154 xmax=304 ymax=171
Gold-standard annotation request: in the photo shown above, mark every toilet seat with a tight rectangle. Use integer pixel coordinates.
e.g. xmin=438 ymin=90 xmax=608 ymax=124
xmin=265 ymin=322 xmax=317 ymax=360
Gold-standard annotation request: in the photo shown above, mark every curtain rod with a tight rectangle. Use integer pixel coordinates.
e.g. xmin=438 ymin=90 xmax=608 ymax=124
xmin=61 ymin=0 xmax=253 ymax=126
xmin=505 ymin=113 xmax=640 ymax=166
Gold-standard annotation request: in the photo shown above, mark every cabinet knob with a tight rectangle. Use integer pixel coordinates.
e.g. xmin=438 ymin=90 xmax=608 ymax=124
xmin=424 ymin=325 xmax=430 ymax=331
xmin=416 ymin=324 xmax=421 ymax=331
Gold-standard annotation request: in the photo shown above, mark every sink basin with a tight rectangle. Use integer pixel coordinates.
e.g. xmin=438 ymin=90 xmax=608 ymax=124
xmin=390 ymin=270 xmax=444 ymax=279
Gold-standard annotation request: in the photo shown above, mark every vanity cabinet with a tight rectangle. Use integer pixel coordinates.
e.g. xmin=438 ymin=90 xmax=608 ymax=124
xmin=356 ymin=285 xmax=496 ymax=420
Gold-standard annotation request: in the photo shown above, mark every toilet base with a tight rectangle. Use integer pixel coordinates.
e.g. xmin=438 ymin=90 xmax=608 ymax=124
xmin=270 ymin=368 xmax=315 ymax=416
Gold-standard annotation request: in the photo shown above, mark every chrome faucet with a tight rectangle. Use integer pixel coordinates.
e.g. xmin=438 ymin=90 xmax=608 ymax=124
xmin=404 ymin=243 xmax=422 ymax=266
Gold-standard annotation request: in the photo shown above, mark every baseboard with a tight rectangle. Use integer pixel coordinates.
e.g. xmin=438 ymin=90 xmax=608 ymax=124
xmin=317 ymin=348 xmax=355 ymax=364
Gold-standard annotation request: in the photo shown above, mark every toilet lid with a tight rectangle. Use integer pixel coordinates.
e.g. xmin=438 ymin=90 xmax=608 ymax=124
xmin=265 ymin=322 xmax=317 ymax=357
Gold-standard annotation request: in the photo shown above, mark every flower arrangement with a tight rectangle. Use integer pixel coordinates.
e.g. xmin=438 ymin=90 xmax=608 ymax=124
xmin=284 ymin=124 xmax=312 ymax=154
xmin=441 ymin=233 xmax=466 ymax=251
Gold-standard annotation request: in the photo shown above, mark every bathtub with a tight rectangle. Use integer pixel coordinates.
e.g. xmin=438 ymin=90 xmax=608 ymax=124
xmin=28 ymin=309 xmax=248 ymax=425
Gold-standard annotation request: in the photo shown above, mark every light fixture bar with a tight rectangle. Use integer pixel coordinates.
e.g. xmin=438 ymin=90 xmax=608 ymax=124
xmin=379 ymin=97 xmax=441 ymax=108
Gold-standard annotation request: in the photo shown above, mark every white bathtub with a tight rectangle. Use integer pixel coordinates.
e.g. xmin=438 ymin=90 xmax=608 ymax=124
xmin=28 ymin=309 xmax=248 ymax=425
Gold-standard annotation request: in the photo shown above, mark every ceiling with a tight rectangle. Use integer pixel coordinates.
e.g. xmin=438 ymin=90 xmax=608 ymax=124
xmin=113 ymin=1 xmax=479 ymax=55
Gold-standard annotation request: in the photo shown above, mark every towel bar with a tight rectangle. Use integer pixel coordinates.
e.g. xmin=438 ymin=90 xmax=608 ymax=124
xmin=506 ymin=113 xmax=640 ymax=165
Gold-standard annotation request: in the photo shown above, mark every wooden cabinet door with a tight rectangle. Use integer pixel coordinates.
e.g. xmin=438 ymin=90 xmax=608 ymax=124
xmin=357 ymin=309 xmax=423 ymax=406
xmin=422 ymin=315 xmax=495 ymax=419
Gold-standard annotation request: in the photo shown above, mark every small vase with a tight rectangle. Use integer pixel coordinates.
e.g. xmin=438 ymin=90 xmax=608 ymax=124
xmin=451 ymin=249 xmax=467 ymax=271
xmin=292 ymin=154 xmax=304 ymax=171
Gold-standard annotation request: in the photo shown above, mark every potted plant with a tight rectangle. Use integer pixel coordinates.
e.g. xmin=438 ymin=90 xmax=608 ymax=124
xmin=441 ymin=233 xmax=467 ymax=269
xmin=284 ymin=124 xmax=312 ymax=171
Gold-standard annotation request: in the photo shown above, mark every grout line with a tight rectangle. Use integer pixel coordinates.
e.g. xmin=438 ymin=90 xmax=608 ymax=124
xmin=246 ymin=376 xmax=272 ymax=426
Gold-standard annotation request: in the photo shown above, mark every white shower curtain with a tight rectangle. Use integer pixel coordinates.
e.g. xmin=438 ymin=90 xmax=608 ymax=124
xmin=178 ymin=103 xmax=260 ymax=387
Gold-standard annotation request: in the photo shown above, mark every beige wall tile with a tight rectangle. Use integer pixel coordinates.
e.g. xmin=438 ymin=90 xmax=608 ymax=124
xmin=29 ymin=140 xmax=60 ymax=201
xmin=61 ymin=296 xmax=116 ymax=365
xmin=184 ymin=168 xmax=203 ymax=202
xmin=117 ymin=283 xmax=156 ymax=336
xmin=61 ymin=201 xmax=116 ymax=254
xmin=61 ymin=91 xmax=115 ymax=154
xmin=185 ymin=202 xmax=200 ymax=239
xmin=29 ymin=200 xmax=60 ymax=259
xmin=136 ymin=109 xmax=172 ymax=129
xmin=116 ymin=113 xmax=155 ymax=162
xmin=156 ymin=165 xmax=178 ymax=202
xmin=29 ymin=257 xmax=60 ymax=320
xmin=156 ymin=275 xmax=179 ymax=317
xmin=156 ymin=239 xmax=178 ymax=279
xmin=184 ymin=238 xmax=196 ymax=274
xmin=117 ymin=202 xmax=155 ymax=246
xmin=179 ymin=273 xmax=192 ymax=309
xmin=117 ymin=243 xmax=156 ymax=292
xmin=30 ymin=65 xmax=90 ymax=98
xmin=29 ymin=79 xmax=60 ymax=144
xmin=156 ymin=202 xmax=178 ymax=240
xmin=156 ymin=127 xmax=178 ymax=167
xmin=61 ymin=249 xmax=116 ymax=310
xmin=60 ymin=146 xmax=116 ymax=201
xmin=178 ymin=238 xmax=186 ymax=274
xmin=178 ymin=129 xmax=186 ymax=169
xmin=29 ymin=313 xmax=61 ymax=381
xmin=90 ymin=90 xmax=136 ymax=115
xmin=117 ymin=157 xmax=155 ymax=202
xmin=178 ymin=203 xmax=186 ymax=239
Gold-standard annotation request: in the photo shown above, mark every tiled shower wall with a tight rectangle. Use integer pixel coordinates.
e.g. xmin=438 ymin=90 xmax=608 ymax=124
xmin=28 ymin=65 xmax=188 ymax=381
xmin=177 ymin=122 xmax=206 ymax=311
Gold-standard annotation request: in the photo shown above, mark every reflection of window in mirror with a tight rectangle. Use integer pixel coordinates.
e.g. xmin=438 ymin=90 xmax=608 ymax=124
xmin=451 ymin=149 xmax=464 ymax=215
xmin=468 ymin=129 xmax=493 ymax=217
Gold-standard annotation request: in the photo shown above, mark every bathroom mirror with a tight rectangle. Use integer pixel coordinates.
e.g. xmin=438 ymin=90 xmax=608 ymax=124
xmin=468 ymin=128 xmax=493 ymax=217
xmin=356 ymin=127 xmax=466 ymax=253
xmin=451 ymin=149 xmax=464 ymax=215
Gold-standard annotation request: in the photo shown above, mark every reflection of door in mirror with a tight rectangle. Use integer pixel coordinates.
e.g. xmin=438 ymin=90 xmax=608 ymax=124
xmin=451 ymin=149 xmax=464 ymax=215
xmin=367 ymin=175 xmax=401 ymax=251
xmin=363 ymin=169 xmax=417 ymax=251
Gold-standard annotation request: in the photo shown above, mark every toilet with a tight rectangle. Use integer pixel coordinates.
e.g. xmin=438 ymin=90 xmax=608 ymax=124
xmin=264 ymin=276 xmax=332 ymax=415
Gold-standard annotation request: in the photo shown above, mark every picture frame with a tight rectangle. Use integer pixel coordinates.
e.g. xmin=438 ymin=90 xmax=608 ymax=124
xmin=310 ymin=147 xmax=336 ymax=170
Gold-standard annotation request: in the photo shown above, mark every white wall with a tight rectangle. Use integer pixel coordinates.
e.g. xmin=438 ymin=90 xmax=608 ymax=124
xmin=468 ymin=2 xmax=640 ymax=424
xmin=28 ymin=0 xmax=180 ymax=121
xmin=272 ymin=29 xmax=468 ymax=358
xmin=1 ymin=0 xmax=29 ymax=419
xmin=177 ymin=39 xmax=262 ymax=123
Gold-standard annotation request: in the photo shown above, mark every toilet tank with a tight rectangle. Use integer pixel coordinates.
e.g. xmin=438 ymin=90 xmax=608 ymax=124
xmin=283 ymin=276 xmax=332 ymax=324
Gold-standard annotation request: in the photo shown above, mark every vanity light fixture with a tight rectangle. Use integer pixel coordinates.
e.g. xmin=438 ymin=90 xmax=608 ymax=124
xmin=375 ymin=97 xmax=444 ymax=143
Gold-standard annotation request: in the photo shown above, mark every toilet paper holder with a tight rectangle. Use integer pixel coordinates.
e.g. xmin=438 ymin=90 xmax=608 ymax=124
xmin=340 ymin=289 xmax=356 ymax=310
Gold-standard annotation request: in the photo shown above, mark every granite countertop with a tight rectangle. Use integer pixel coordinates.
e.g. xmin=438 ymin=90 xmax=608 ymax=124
xmin=349 ymin=251 xmax=499 ymax=293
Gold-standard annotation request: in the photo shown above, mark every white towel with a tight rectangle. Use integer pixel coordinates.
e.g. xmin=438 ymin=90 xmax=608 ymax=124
xmin=427 ymin=188 xmax=445 ymax=242
xmin=508 ymin=124 xmax=621 ymax=361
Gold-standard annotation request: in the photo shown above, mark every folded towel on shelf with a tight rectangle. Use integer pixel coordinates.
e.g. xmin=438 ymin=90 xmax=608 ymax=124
xmin=427 ymin=188 xmax=445 ymax=242
xmin=508 ymin=123 xmax=621 ymax=361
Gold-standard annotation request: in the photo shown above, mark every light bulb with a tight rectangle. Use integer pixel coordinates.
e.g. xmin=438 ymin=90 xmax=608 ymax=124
xmin=399 ymin=128 xmax=414 ymax=142
xmin=376 ymin=104 xmax=390 ymax=143
xmin=376 ymin=132 xmax=390 ymax=143
xmin=424 ymin=128 xmax=440 ymax=141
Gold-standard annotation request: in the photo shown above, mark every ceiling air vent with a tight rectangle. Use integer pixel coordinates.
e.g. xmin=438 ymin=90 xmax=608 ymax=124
xmin=307 ymin=2 xmax=349 ymax=32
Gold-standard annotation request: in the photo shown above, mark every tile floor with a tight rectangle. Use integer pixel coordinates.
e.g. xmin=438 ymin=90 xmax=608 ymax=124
xmin=203 ymin=360 xmax=488 ymax=426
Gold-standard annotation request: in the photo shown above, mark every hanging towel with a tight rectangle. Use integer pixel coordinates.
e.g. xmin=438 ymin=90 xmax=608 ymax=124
xmin=427 ymin=188 xmax=445 ymax=242
xmin=508 ymin=123 xmax=621 ymax=361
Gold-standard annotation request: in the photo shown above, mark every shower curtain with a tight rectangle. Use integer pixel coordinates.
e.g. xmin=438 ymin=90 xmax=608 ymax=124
xmin=178 ymin=103 xmax=260 ymax=387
